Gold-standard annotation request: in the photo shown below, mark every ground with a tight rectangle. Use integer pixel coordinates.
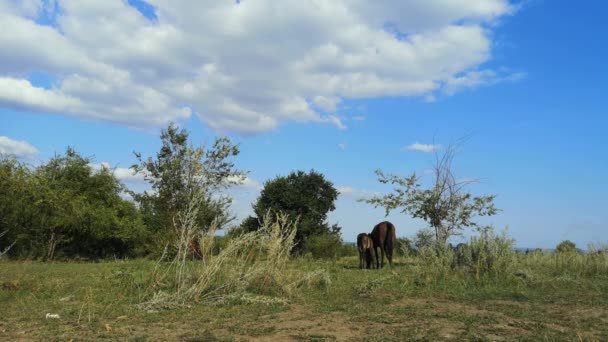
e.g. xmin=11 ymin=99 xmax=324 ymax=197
xmin=1 ymin=259 xmax=607 ymax=341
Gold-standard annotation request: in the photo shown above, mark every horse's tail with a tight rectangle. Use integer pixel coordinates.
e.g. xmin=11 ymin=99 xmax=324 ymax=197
xmin=384 ymin=222 xmax=394 ymax=259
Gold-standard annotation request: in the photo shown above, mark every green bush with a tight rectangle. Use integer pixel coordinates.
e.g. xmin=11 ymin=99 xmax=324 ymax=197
xmin=337 ymin=242 xmax=358 ymax=258
xmin=413 ymin=227 xmax=516 ymax=283
xmin=555 ymin=240 xmax=580 ymax=255
xmin=302 ymin=234 xmax=342 ymax=259
xmin=395 ymin=237 xmax=416 ymax=257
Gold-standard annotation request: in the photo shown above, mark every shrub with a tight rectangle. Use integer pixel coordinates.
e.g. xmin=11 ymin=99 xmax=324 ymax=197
xmin=413 ymin=226 xmax=516 ymax=284
xmin=555 ymin=240 xmax=580 ymax=255
xmin=395 ymin=237 xmax=416 ymax=257
xmin=336 ymin=242 xmax=358 ymax=258
xmin=413 ymin=228 xmax=435 ymax=251
xmin=465 ymin=227 xmax=516 ymax=282
xmin=303 ymin=233 xmax=342 ymax=259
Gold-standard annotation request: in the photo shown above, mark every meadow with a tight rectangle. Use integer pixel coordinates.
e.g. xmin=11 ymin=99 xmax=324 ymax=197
xmin=2 ymin=247 xmax=608 ymax=341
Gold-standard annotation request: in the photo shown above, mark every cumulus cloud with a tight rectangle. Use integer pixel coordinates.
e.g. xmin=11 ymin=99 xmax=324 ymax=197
xmin=405 ymin=142 xmax=442 ymax=153
xmin=0 ymin=0 xmax=517 ymax=134
xmin=0 ymin=136 xmax=39 ymax=157
xmin=90 ymin=162 xmax=146 ymax=183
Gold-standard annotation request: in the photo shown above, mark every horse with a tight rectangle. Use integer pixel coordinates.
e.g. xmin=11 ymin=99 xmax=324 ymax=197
xmin=357 ymin=233 xmax=374 ymax=269
xmin=370 ymin=221 xmax=395 ymax=268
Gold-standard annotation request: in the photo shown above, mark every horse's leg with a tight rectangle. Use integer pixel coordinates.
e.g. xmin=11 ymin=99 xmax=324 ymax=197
xmin=380 ymin=246 xmax=385 ymax=268
xmin=374 ymin=247 xmax=379 ymax=269
xmin=359 ymin=251 xmax=363 ymax=269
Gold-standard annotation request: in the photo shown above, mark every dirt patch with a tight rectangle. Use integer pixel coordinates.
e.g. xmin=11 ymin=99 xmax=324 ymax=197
xmin=238 ymin=305 xmax=360 ymax=341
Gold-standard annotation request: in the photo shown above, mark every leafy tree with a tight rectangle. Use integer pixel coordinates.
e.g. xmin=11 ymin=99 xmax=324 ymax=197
xmin=131 ymin=123 xmax=244 ymax=254
xmin=37 ymin=148 xmax=148 ymax=259
xmin=1 ymin=149 xmax=147 ymax=259
xmin=242 ymin=170 xmax=340 ymax=253
xmin=556 ymin=240 xmax=579 ymax=255
xmin=362 ymin=142 xmax=498 ymax=246
xmin=0 ymin=155 xmax=30 ymax=256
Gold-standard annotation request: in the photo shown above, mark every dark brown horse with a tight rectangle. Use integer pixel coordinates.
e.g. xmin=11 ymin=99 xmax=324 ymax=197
xmin=370 ymin=221 xmax=395 ymax=268
xmin=357 ymin=233 xmax=374 ymax=269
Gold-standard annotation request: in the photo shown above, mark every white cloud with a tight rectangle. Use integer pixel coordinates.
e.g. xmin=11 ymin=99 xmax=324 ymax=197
xmin=0 ymin=136 xmax=39 ymax=157
xmin=352 ymin=116 xmax=366 ymax=121
xmin=337 ymin=186 xmax=378 ymax=198
xmin=338 ymin=143 xmax=346 ymax=150
xmin=227 ymin=175 xmax=263 ymax=190
xmin=90 ymin=162 xmax=146 ymax=183
xmin=0 ymin=0 xmax=516 ymax=134
xmin=405 ymin=142 xmax=442 ymax=153
xmin=312 ymin=95 xmax=341 ymax=113
xmin=444 ymin=69 xmax=526 ymax=95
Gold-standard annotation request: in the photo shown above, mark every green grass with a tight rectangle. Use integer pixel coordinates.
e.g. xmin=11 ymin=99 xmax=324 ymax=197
xmin=1 ymin=256 xmax=607 ymax=341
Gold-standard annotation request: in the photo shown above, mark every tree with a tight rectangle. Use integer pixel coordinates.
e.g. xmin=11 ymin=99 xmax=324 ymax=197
xmin=131 ymin=123 xmax=244 ymax=254
xmin=0 ymin=149 xmax=147 ymax=259
xmin=241 ymin=170 xmax=340 ymax=253
xmin=0 ymin=155 xmax=31 ymax=256
xmin=362 ymin=142 xmax=498 ymax=246
xmin=36 ymin=148 xmax=148 ymax=259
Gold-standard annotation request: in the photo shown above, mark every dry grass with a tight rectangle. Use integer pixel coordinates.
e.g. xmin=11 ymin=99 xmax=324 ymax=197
xmin=138 ymin=212 xmax=332 ymax=311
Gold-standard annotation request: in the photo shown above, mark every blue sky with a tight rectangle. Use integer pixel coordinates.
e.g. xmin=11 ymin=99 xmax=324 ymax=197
xmin=1 ymin=0 xmax=606 ymax=248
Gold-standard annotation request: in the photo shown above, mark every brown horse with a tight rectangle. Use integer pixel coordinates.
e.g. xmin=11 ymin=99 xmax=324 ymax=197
xmin=370 ymin=221 xmax=395 ymax=268
xmin=357 ymin=233 xmax=374 ymax=269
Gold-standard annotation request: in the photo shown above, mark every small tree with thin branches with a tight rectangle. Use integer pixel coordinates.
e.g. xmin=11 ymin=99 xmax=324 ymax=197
xmin=362 ymin=141 xmax=499 ymax=246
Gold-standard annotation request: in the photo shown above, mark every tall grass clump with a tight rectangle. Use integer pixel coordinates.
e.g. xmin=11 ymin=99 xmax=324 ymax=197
xmin=415 ymin=245 xmax=456 ymax=282
xmin=413 ymin=227 xmax=516 ymax=287
xmin=138 ymin=210 xmax=329 ymax=310
xmin=461 ymin=227 xmax=516 ymax=283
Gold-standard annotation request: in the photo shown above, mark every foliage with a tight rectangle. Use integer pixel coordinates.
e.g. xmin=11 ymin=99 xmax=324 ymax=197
xmin=337 ymin=242 xmax=358 ymax=258
xmin=413 ymin=228 xmax=436 ymax=251
xmin=241 ymin=170 xmax=340 ymax=254
xmin=456 ymin=227 xmax=516 ymax=282
xmin=0 ymin=229 xmax=15 ymax=257
xmin=555 ymin=240 xmax=579 ymax=255
xmin=131 ymin=123 xmax=244 ymax=255
xmin=517 ymin=245 xmax=608 ymax=279
xmin=362 ymin=142 xmax=498 ymax=245
xmin=394 ymin=237 xmax=416 ymax=257
xmin=303 ymin=233 xmax=343 ymax=259
xmin=0 ymin=156 xmax=30 ymax=256
xmin=413 ymin=227 xmax=516 ymax=284
xmin=0 ymin=150 xmax=147 ymax=259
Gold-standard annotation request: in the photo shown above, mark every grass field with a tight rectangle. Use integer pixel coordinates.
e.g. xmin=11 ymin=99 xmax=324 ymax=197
xmin=2 ymin=255 xmax=608 ymax=341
